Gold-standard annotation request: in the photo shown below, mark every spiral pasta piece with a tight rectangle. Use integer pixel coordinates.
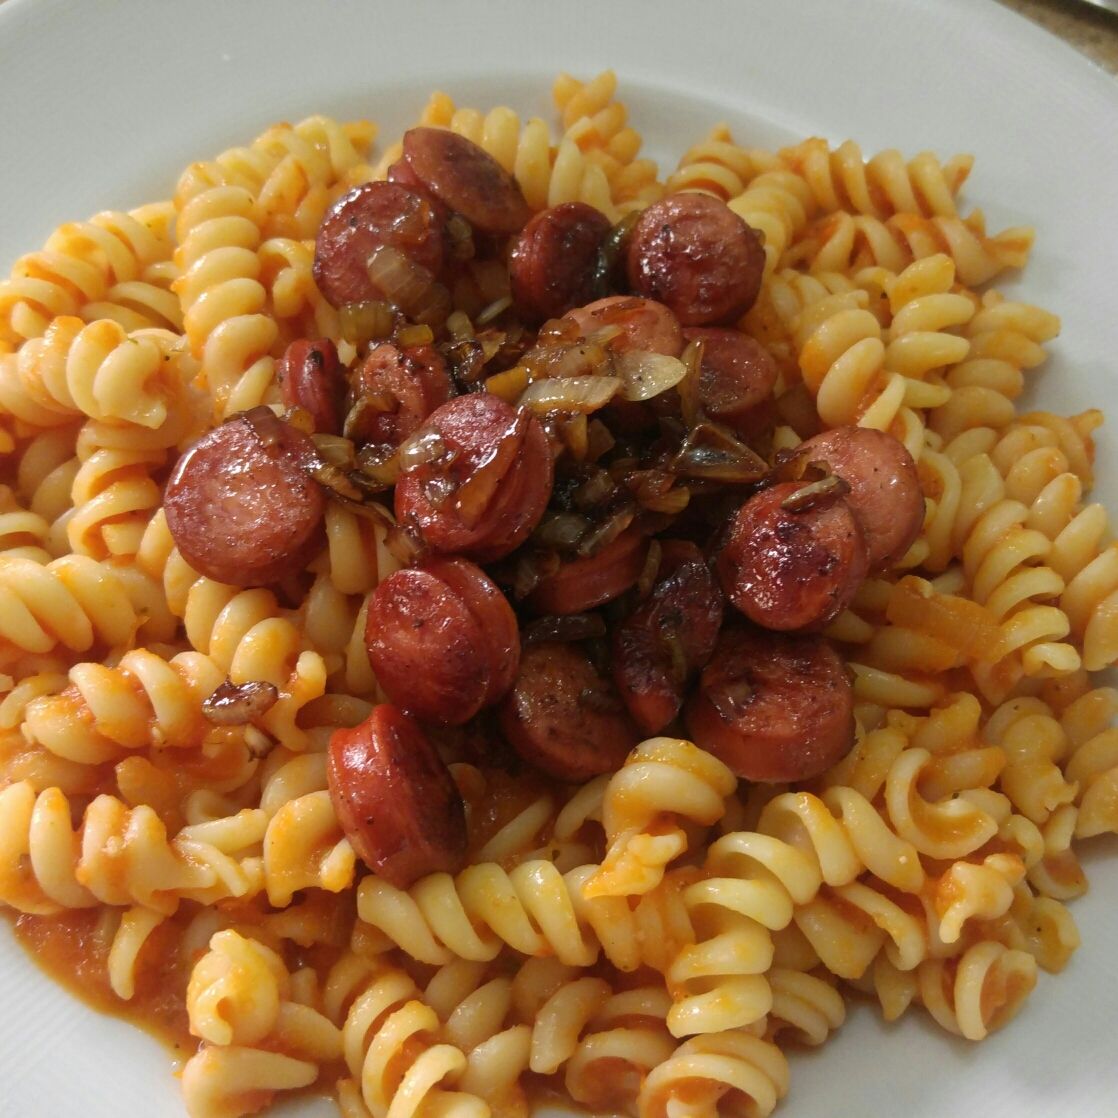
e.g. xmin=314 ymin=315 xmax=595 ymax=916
xmin=790 ymin=209 xmax=1033 ymax=287
xmin=582 ymin=737 xmax=737 ymax=899
xmin=727 ymin=170 xmax=817 ymax=275
xmin=780 ymin=137 xmax=973 ymax=219
xmin=0 ymin=203 xmax=177 ymax=348
xmin=0 ymin=781 xmax=264 ymax=916
xmin=666 ymin=125 xmax=780 ymax=202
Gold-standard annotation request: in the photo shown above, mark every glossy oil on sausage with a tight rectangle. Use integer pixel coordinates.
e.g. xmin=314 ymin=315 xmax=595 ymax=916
xmin=313 ymin=180 xmax=447 ymax=308
xmin=685 ymin=626 xmax=855 ymax=782
xmin=563 ymin=295 xmax=683 ymax=357
xmin=401 ymin=127 xmax=531 ymax=235
xmin=394 ymin=393 xmax=554 ymax=562
xmin=612 ymin=547 xmax=724 ymax=734
xmin=509 ymin=202 xmax=612 ymax=323
xmin=366 ymin=558 xmax=519 ymax=725
xmin=278 ymin=337 xmax=345 ymax=435
xmin=350 ymin=341 xmax=454 ymax=448
xmin=790 ymin=426 xmax=925 ymax=570
xmin=717 ymin=480 xmax=868 ymax=631
xmin=626 ymin=194 xmax=765 ymax=325
xmin=163 ymin=408 xmax=325 ymax=587
xmin=526 ymin=526 xmax=649 ymax=615
xmin=498 ymin=641 xmax=638 ymax=781
xmin=327 ymin=704 xmax=467 ymax=887
xmin=683 ymin=327 xmax=778 ymax=435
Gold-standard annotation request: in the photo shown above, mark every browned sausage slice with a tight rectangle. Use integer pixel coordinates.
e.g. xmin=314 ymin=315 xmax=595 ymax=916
xmin=717 ymin=480 xmax=868 ymax=632
xmin=164 ymin=408 xmax=325 ymax=587
xmin=563 ymin=295 xmax=683 ymax=357
xmin=790 ymin=426 xmax=925 ymax=570
xmin=278 ymin=338 xmax=345 ymax=434
xmin=626 ymin=194 xmax=765 ymax=325
xmin=313 ymin=180 xmax=447 ymax=308
xmin=526 ymin=527 xmax=649 ymax=615
xmin=401 ymin=127 xmax=531 ymax=235
xmin=612 ymin=551 xmax=724 ymax=734
xmin=498 ymin=641 xmax=638 ymax=781
xmin=366 ymin=558 xmax=519 ymax=724
xmin=327 ymin=704 xmax=467 ymax=887
xmin=394 ymin=393 xmax=554 ymax=562
xmin=509 ymin=203 xmax=612 ymax=323
xmin=685 ymin=626 xmax=855 ymax=782
xmin=683 ymin=327 xmax=778 ymax=435
xmin=350 ymin=341 xmax=454 ymax=448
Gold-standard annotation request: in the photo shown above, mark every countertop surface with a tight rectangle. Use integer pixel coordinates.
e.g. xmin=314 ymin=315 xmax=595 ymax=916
xmin=998 ymin=0 xmax=1118 ymax=73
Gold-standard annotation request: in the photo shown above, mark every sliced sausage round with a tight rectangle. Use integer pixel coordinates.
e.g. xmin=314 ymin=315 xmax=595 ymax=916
xmin=685 ymin=626 xmax=855 ymax=782
xmin=717 ymin=480 xmax=868 ymax=632
xmin=563 ymin=295 xmax=683 ymax=357
xmin=683 ymin=327 xmax=778 ymax=435
xmin=327 ymin=704 xmax=466 ymax=887
xmin=526 ymin=526 xmax=649 ymax=616
xmin=350 ymin=341 xmax=454 ymax=448
xmin=278 ymin=338 xmax=345 ymax=435
xmin=366 ymin=558 xmax=519 ymax=725
xmin=612 ymin=551 xmax=724 ymax=735
xmin=790 ymin=426 xmax=925 ymax=570
xmin=401 ymin=127 xmax=531 ymax=236
xmin=394 ymin=393 xmax=553 ymax=563
xmin=626 ymin=194 xmax=765 ymax=325
xmin=498 ymin=641 xmax=638 ymax=781
xmin=164 ymin=408 xmax=325 ymax=587
xmin=509 ymin=203 xmax=612 ymax=323
xmin=313 ymin=180 xmax=447 ymax=308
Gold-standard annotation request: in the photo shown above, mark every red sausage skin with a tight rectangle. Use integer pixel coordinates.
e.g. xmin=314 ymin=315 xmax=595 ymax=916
xmin=394 ymin=393 xmax=554 ymax=563
xmin=350 ymin=342 xmax=454 ymax=448
xmin=278 ymin=338 xmax=345 ymax=435
xmin=790 ymin=426 xmax=925 ymax=571
xmin=163 ymin=409 xmax=325 ymax=588
xmin=717 ymin=481 xmax=868 ymax=632
xmin=366 ymin=558 xmax=519 ymax=725
xmin=686 ymin=626 xmax=855 ymax=782
xmin=313 ymin=180 xmax=447 ymax=309
xmin=327 ymin=705 xmax=467 ymax=887
xmin=498 ymin=642 xmax=638 ymax=781
xmin=526 ymin=528 xmax=649 ymax=616
xmin=626 ymin=194 xmax=765 ymax=326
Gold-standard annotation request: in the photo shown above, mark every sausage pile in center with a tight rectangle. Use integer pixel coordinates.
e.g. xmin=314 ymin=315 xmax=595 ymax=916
xmin=163 ymin=126 xmax=926 ymax=889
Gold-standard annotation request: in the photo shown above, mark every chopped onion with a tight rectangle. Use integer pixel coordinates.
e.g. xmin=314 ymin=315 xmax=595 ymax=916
xmin=518 ymin=375 xmax=621 ymax=416
xmin=367 ymin=244 xmax=435 ymax=313
xmin=312 ymin=433 xmax=357 ymax=469
xmin=671 ymin=423 xmax=768 ymax=483
xmin=780 ymin=474 xmax=851 ymax=512
xmin=203 ymin=679 xmax=279 ymax=725
xmin=399 ymin=430 xmax=451 ymax=471
xmin=636 ymin=539 xmax=663 ymax=599
xmin=678 ymin=337 xmax=704 ymax=429
xmin=642 ymin=485 xmax=691 ymax=515
xmin=533 ymin=512 xmax=591 ymax=552
xmin=512 ymin=549 xmax=562 ymax=599
xmin=446 ymin=310 xmax=475 ymax=342
xmin=446 ymin=214 xmax=475 ymax=262
xmin=614 ymin=350 xmax=688 ymax=401
xmin=310 ymin=460 xmax=364 ymax=501
xmin=573 ymin=469 xmax=617 ymax=511
xmin=340 ymin=300 xmax=396 ymax=347
xmin=476 ymin=295 xmax=513 ymax=327
xmin=576 ymin=505 xmax=635 ymax=557
xmin=397 ymin=323 xmax=435 ymax=348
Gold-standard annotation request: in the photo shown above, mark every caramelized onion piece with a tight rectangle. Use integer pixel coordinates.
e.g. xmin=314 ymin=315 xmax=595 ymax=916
xmin=202 ymin=680 xmax=279 ymax=725
xmin=671 ymin=422 xmax=768 ymax=483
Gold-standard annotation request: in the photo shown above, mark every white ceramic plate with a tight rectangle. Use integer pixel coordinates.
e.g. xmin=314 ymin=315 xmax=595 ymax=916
xmin=2 ymin=0 xmax=1117 ymax=1115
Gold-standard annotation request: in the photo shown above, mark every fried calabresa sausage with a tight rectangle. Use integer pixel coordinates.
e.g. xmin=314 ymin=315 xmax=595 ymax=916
xmin=327 ymin=704 xmax=466 ymax=888
xmin=163 ymin=408 xmax=325 ymax=587
xmin=563 ymin=295 xmax=683 ymax=357
xmin=717 ymin=480 xmax=868 ymax=631
xmin=349 ymin=341 xmax=454 ymax=448
xmin=526 ymin=526 xmax=650 ymax=616
xmin=685 ymin=626 xmax=855 ymax=782
xmin=498 ymin=641 xmax=638 ymax=781
xmin=401 ymin=127 xmax=532 ymax=235
xmin=612 ymin=543 xmax=724 ymax=735
xmin=277 ymin=338 xmax=345 ymax=435
xmin=683 ymin=327 xmax=778 ymax=435
xmin=394 ymin=393 xmax=554 ymax=562
xmin=626 ymin=194 xmax=765 ymax=325
xmin=313 ymin=180 xmax=448 ymax=308
xmin=509 ymin=202 xmax=612 ymax=323
xmin=788 ymin=426 xmax=925 ymax=570
xmin=366 ymin=558 xmax=519 ymax=725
